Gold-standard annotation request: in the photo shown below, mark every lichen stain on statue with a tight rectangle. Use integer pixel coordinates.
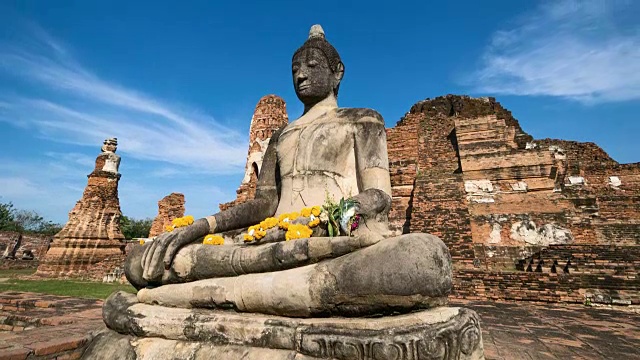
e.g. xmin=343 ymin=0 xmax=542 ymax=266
xmin=85 ymin=25 xmax=484 ymax=360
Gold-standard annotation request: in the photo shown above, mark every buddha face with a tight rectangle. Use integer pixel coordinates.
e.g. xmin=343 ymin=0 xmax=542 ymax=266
xmin=292 ymin=48 xmax=340 ymax=105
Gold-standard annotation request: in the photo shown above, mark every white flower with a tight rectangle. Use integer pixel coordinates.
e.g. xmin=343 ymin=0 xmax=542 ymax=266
xmin=248 ymin=229 xmax=255 ymax=236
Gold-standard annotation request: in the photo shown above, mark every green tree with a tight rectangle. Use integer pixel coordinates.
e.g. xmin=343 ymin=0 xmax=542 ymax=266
xmin=0 ymin=201 xmax=63 ymax=235
xmin=0 ymin=202 xmax=19 ymax=231
xmin=120 ymin=216 xmax=153 ymax=239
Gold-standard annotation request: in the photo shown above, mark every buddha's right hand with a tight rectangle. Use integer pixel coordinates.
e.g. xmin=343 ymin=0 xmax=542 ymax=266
xmin=141 ymin=218 xmax=211 ymax=282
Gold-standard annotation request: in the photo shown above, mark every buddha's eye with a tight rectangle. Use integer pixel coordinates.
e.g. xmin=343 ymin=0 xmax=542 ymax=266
xmin=308 ymin=60 xmax=318 ymax=68
xmin=292 ymin=65 xmax=299 ymax=73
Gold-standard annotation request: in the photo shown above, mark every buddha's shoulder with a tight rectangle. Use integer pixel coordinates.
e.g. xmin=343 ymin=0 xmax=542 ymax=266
xmin=335 ymin=108 xmax=384 ymax=125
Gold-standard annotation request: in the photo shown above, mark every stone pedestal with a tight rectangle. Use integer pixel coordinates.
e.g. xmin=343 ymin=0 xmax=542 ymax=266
xmin=84 ymin=291 xmax=483 ymax=360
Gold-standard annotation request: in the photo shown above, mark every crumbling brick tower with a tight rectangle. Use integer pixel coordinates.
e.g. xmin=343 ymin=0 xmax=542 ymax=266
xmin=36 ymin=138 xmax=126 ymax=280
xmin=220 ymin=95 xmax=289 ymax=210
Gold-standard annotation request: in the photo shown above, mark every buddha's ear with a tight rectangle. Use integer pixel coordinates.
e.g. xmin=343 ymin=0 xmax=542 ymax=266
xmin=334 ymin=62 xmax=344 ymax=82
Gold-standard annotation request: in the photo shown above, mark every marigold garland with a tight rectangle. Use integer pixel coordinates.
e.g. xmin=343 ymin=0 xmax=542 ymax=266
xmin=278 ymin=212 xmax=299 ymax=230
xmin=203 ymin=234 xmax=224 ymax=245
xmin=166 ymin=215 xmax=195 ymax=232
xmin=285 ymin=223 xmax=313 ymax=241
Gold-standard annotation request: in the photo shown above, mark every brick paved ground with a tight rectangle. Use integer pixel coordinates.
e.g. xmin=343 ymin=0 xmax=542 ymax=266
xmin=0 ymin=292 xmax=103 ymax=359
xmin=453 ymin=300 xmax=640 ymax=360
xmin=0 ymin=292 xmax=639 ymax=359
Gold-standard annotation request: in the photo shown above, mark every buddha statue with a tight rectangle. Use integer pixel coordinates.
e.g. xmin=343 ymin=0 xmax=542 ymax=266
xmin=89 ymin=25 xmax=484 ymax=360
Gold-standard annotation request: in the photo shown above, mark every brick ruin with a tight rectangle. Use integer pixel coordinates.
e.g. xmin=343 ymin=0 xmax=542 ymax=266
xmin=386 ymin=95 xmax=640 ymax=305
xmin=220 ymin=95 xmax=289 ymax=211
xmin=0 ymin=232 xmax=51 ymax=270
xmin=222 ymin=94 xmax=640 ymax=305
xmin=148 ymin=192 xmax=186 ymax=238
xmin=36 ymin=138 xmax=126 ymax=280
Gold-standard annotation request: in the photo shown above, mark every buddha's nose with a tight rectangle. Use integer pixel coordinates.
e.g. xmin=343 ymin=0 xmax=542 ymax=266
xmin=296 ymin=71 xmax=308 ymax=84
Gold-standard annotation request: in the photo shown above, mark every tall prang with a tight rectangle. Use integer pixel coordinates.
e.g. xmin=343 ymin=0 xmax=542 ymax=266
xmin=219 ymin=95 xmax=288 ymax=210
xmin=36 ymin=138 xmax=126 ymax=279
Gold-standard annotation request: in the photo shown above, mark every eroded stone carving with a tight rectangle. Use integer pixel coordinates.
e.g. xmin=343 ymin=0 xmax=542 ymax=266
xmin=510 ymin=220 xmax=574 ymax=245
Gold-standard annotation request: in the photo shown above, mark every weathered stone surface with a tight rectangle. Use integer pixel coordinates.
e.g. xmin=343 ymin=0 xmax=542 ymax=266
xmin=148 ymin=192 xmax=185 ymax=238
xmin=82 ymin=330 xmax=136 ymax=360
xmin=102 ymin=292 xmax=483 ymax=360
xmin=219 ymin=95 xmax=289 ymax=211
xmin=36 ymin=138 xmax=126 ymax=280
xmin=136 ymin=234 xmax=452 ymax=316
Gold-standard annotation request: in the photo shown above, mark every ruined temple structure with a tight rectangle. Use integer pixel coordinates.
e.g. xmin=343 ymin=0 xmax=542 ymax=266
xmin=219 ymin=95 xmax=289 ymax=211
xmin=36 ymin=138 xmax=126 ymax=280
xmin=0 ymin=232 xmax=51 ymax=269
xmin=148 ymin=193 xmax=185 ymax=238
xmin=224 ymin=94 xmax=640 ymax=305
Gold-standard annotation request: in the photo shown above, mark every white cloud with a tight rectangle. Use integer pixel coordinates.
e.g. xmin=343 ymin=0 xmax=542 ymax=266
xmin=470 ymin=0 xmax=640 ymax=103
xmin=0 ymin=27 xmax=247 ymax=173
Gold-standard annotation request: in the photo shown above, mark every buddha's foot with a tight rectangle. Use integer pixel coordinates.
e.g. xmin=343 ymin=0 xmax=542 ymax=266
xmin=93 ymin=291 xmax=483 ymax=360
xmin=136 ymin=233 xmax=452 ymax=317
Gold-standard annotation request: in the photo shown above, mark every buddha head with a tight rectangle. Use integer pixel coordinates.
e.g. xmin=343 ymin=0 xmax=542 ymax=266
xmin=292 ymin=25 xmax=345 ymax=106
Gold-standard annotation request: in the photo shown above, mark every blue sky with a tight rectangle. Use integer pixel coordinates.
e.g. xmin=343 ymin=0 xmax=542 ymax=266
xmin=0 ymin=0 xmax=638 ymax=224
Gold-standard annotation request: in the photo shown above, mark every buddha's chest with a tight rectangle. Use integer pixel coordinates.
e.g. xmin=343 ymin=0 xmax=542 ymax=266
xmin=276 ymin=121 xmax=356 ymax=177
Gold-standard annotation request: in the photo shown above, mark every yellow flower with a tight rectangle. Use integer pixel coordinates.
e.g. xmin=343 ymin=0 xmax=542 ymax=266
xmin=308 ymin=218 xmax=320 ymax=228
xmin=285 ymin=223 xmax=313 ymax=241
xmin=300 ymin=207 xmax=312 ymax=217
xmin=244 ymin=234 xmax=255 ymax=242
xmin=203 ymin=234 xmax=224 ymax=245
xmin=184 ymin=215 xmax=194 ymax=225
xmin=164 ymin=225 xmax=174 ymax=232
xmin=311 ymin=206 xmax=322 ymax=217
xmin=259 ymin=217 xmax=279 ymax=230
xmin=278 ymin=212 xmax=300 ymax=229
xmin=255 ymin=228 xmax=267 ymax=239
xmin=139 ymin=239 xmax=145 ymax=245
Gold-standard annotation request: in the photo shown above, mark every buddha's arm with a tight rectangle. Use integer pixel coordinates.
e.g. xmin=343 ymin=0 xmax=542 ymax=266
xmin=352 ymin=115 xmax=392 ymax=219
xmin=141 ymin=127 xmax=283 ymax=282
xmin=206 ymin=127 xmax=283 ymax=233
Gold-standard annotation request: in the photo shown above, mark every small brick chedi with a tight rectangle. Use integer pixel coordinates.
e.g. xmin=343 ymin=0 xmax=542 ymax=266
xmin=148 ymin=193 xmax=185 ymax=238
xmin=219 ymin=94 xmax=289 ymax=211
xmin=36 ymin=138 xmax=126 ymax=279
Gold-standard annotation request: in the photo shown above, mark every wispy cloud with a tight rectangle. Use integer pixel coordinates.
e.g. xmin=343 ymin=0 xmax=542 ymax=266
xmin=468 ymin=0 xmax=640 ymax=103
xmin=0 ymin=25 xmax=247 ymax=172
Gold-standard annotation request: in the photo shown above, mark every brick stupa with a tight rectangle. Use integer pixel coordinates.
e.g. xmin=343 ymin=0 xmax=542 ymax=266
xmin=148 ymin=192 xmax=185 ymax=238
xmin=36 ymin=138 xmax=126 ymax=279
xmin=219 ymin=95 xmax=288 ymax=210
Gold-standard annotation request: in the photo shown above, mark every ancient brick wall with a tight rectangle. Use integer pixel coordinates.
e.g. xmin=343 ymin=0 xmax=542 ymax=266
xmin=148 ymin=193 xmax=185 ymax=237
xmin=0 ymin=232 xmax=51 ymax=260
